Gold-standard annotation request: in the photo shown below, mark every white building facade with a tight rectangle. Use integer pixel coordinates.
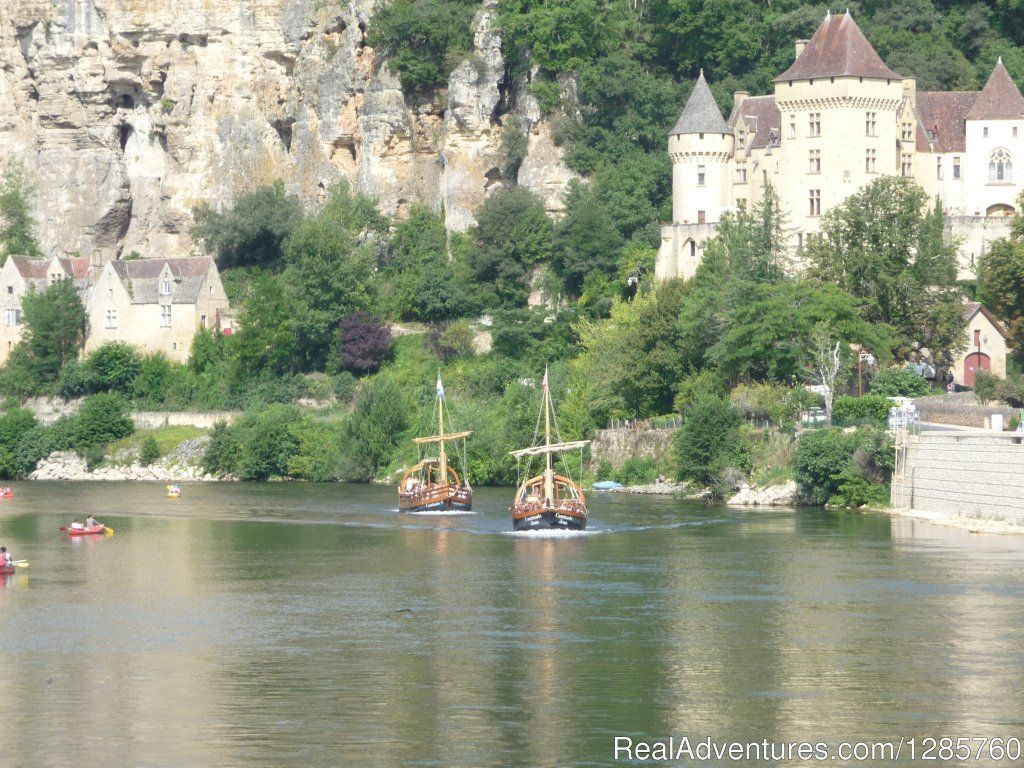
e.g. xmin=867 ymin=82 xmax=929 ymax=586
xmin=658 ymin=10 xmax=1024 ymax=282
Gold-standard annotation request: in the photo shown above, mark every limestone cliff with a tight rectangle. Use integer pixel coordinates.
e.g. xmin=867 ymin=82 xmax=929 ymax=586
xmin=0 ymin=0 xmax=577 ymax=262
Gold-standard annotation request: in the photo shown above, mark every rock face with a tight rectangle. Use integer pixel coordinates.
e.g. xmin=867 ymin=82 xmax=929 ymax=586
xmin=0 ymin=0 xmax=577 ymax=261
xmin=29 ymin=437 xmax=220 ymax=481
xmin=727 ymin=480 xmax=799 ymax=507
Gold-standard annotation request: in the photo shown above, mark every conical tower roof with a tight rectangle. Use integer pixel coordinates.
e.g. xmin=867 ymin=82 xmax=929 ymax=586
xmin=775 ymin=11 xmax=901 ymax=83
xmin=966 ymin=59 xmax=1024 ymax=120
xmin=670 ymin=70 xmax=728 ymax=136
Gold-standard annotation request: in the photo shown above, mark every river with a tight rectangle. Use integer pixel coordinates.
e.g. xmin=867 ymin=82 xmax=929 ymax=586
xmin=1 ymin=482 xmax=1022 ymax=767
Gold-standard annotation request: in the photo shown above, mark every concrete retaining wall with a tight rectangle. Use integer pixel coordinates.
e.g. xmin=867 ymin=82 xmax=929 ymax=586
xmin=132 ymin=411 xmax=240 ymax=429
xmin=891 ymin=431 xmax=1024 ymax=524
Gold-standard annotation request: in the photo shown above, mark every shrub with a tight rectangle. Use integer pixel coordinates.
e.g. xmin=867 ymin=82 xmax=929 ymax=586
xmin=337 ymin=312 xmax=393 ymax=375
xmin=730 ymin=383 xmax=795 ymax=426
xmin=73 ymin=393 xmax=134 ymax=448
xmin=869 ymin=367 xmax=931 ymax=398
xmin=614 ymin=456 xmax=660 ymax=486
xmin=56 ymin=360 xmax=95 ymax=399
xmin=795 ymin=427 xmax=893 ymax=506
xmin=831 ymin=394 xmax=891 ymax=425
xmin=87 ymin=341 xmax=142 ymax=395
xmin=973 ymin=370 xmax=998 ymax=402
xmin=673 ymin=393 xmax=748 ymax=486
xmin=139 ymin=435 xmax=160 ymax=465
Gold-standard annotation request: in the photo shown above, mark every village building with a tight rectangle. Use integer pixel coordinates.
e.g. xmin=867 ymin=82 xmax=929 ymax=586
xmin=0 ymin=255 xmax=229 ymax=365
xmin=0 ymin=255 xmax=91 ymax=360
xmin=657 ymin=10 xmax=1024 ymax=283
xmin=954 ymin=302 xmax=1009 ymax=386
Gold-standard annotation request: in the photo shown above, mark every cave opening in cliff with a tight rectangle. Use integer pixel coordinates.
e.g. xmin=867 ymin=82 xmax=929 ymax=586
xmin=119 ymin=124 xmax=134 ymax=151
xmin=272 ymin=119 xmax=294 ymax=152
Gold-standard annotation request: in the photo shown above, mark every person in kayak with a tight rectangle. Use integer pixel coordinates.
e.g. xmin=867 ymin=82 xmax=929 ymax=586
xmin=85 ymin=514 xmax=102 ymax=529
xmin=70 ymin=519 xmax=85 ymax=530
xmin=1 ymin=546 xmax=12 ymax=566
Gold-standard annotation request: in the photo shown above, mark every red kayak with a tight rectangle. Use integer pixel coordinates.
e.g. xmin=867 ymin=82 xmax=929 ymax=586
xmin=0 ymin=492 xmax=12 ymax=499
xmin=64 ymin=525 xmax=106 ymax=536
xmin=0 ymin=564 xmax=15 ymax=575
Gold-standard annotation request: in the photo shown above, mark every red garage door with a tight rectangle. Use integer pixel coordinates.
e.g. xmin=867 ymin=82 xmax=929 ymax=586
xmin=965 ymin=352 xmax=991 ymax=387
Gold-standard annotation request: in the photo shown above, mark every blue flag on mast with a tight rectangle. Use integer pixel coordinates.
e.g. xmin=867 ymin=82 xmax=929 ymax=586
xmin=436 ymin=374 xmax=445 ymax=399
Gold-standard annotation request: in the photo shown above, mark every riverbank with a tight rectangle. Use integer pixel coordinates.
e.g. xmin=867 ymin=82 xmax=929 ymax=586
xmin=884 ymin=506 xmax=1024 ymax=535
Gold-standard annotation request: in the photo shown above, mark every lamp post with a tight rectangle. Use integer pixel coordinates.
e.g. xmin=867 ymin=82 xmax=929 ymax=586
xmin=858 ymin=352 xmax=875 ymax=397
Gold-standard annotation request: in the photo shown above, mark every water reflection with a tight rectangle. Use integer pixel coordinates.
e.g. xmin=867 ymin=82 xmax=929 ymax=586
xmin=1 ymin=484 xmax=1024 ymax=767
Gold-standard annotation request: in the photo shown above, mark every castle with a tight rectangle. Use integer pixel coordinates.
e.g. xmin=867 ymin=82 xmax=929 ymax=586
xmin=656 ymin=10 xmax=1024 ymax=283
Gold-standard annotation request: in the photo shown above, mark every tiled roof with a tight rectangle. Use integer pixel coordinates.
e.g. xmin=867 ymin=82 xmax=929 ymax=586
xmin=915 ymin=92 xmax=978 ymax=152
xmin=965 ymin=60 xmax=1024 ymax=120
xmin=775 ymin=11 xmax=901 ymax=83
xmin=8 ymin=255 xmax=48 ymax=280
xmin=727 ymin=95 xmax=781 ymax=150
xmin=670 ymin=71 xmax=729 ymax=136
xmin=110 ymin=257 xmax=213 ymax=305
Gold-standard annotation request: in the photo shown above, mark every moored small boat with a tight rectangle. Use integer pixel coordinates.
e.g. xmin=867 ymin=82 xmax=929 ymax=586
xmin=510 ymin=368 xmax=590 ymax=531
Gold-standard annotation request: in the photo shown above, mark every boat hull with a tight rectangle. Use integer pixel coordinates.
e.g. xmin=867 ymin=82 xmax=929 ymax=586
xmin=511 ymin=507 xmax=587 ymax=531
xmin=399 ymin=484 xmax=473 ymax=512
xmin=0 ymin=565 xmax=15 ymax=575
xmin=67 ymin=525 xmax=106 ymax=536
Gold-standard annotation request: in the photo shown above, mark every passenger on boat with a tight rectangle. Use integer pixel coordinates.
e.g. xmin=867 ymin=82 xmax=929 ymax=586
xmin=85 ymin=514 xmax=102 ymax=529
xmin=70 ymin=519 xmax=85 ymax=530
xmin=1 ymin=546 xmax=12 ymax=566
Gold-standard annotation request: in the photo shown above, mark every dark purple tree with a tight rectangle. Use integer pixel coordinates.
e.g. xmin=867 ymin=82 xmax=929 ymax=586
xmin=337 ymin=312 xmax=392 ymax=374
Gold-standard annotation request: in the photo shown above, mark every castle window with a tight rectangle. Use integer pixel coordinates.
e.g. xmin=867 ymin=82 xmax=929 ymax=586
xmin=736 ymin=162 xmax=747 ymax=183
xmin=809 ymin=189 xmax=820 ymax=216
xmin=902 ymin=123 xmax=913 ymax=141
xmin=789 ymin=115 xmax=796 ymax=139
xmin=4 ymin=309 xmax=21 ymax=327
xmin=697 ymin=210 xmax=706 ymax=224
xmin=808 ymin=113 xmax=820 ymax=137
xmin=865 ymin=112 xmax=876 ymax=136
xmin=901 ymin=153 xmax=913 ymax=177
xmin=984 ymin=127 xmax=989 ymax=138
xmin=865 ymin=148 xmax=876 ymax=173
xmin=161 ymin=305 xmax=172 ymax=327
xmin=106 ymin=309 xmax=117 ymax=329
xmin=953 ymin=157 xmax=961 ymax=179
xmin=936 ymin=157 xmax=943 ymax=180
xmin=160 ymin=280 xmax=172 ymax=295
xmin=808 ymin=149 xmax=820 ymax=174
xmin=989 ymin=148 xmax=1012 ymax=181
xmin=6 ymin=286 xmax=11 ymax=295
xmin=697 ymin=165 xmax=705 ymax=186
xmin=1015 ymin=127 xmax=1019 ymax=138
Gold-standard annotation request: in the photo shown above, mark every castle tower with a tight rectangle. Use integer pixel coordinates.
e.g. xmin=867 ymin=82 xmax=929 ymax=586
xmin=773 ymin=10 xmax=903 ymax=246
xmin=656 ymin=72 xmax=733 ymax=281
xmin=668 ymin=70 xmax=733 ymax=225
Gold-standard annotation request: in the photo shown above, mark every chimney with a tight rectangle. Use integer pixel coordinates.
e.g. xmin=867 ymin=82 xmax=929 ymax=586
xmin=795 ymin=39 xmax=808 ymax=59
xmin=733 ymin=91 xmax=750 ymax=111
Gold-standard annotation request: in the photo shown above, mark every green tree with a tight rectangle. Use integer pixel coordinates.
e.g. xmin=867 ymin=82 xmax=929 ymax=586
xmin=283 ymin=183 xmax=382 ymax=370
xmin=468 ymin=188 xmax=554 ymax=307
xmin=673 ymin=393 xmax=747 ymax=485
xmin=232 ymin=273 xmax=297 ymax=377
xmin=343 ymin=374 xmax=408 ymax=481
xmin=553 ymin=181 xmax=625 ymax=296
xmin=868 ymin=367 xmax=932 ymax=398
xmin=191 ymin=181 xmax=303 ymax=269
xmin=73 ymin=393 xmax=134 ymax=448
xmin=14 ymin=278 xmax=88 ymax=386
xmin=87 ymin=341 xmax=142 ymax=395
xmin=366 ymin=0 xmax=478 ymax=94
xmin=977 ymin=193 xmax=1024 ymax=353
xmin=139 ymin=435 xmax=161 ymax=465
xmin=805 ymin=177 xmax=964 ymax=361
xmin=0 ymin=161 xmax=43 ymax=258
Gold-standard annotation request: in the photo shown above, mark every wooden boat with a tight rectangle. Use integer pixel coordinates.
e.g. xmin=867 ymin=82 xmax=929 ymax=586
xmin=398 ymin=374 xmax=473 ymax=512
xmin=510 ymin=368 xmax=590 ymax=531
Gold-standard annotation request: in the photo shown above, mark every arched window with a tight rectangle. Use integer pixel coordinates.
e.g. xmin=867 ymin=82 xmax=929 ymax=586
xmin=989 ymin=148 xmax=1012 ymax=182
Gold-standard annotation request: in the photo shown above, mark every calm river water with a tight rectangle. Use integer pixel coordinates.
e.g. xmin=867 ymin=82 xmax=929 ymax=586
xmin=1 ymin=482 xmax=1023 ymax=767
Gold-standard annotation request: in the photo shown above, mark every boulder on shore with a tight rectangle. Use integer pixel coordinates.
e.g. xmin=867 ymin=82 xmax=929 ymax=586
xmin=727 ymin=481 xmax=799 ymax=507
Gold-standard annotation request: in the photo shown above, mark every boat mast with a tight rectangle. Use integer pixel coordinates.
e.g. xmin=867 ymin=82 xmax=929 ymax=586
xmin=438 ymin=375 xmax=447 ymax=487
xmin=543 ymin=366 xmax=554 ymax=503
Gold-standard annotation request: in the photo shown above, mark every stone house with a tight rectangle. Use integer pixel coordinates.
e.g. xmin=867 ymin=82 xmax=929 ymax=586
xmin=85 ymin=257 xmax=230 ymax=362
xmin=952 ymin=302 xmax=1009 ymax=386
xmin=0 ymin=255 xmax=91 ymax=361
xmin=0 ymin=255 xmax=229 ymax=365
xmin=658 ymin=10 xmax=1024 ymax=282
